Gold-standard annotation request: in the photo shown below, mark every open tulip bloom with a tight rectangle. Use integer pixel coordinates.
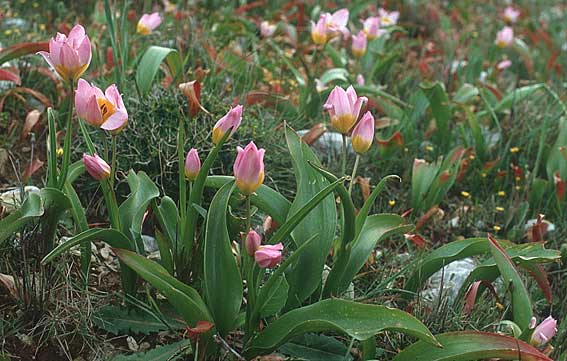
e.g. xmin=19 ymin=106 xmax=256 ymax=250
xmin=495 ymin=26 xmax=514 ymax=48
xmin=75 ymin=79 xmax=128 ymax=133
xmin=324 ymin=85 xmax=367 ymax=134
xmin=530 ymin=316 xmax=557 ymax=346
xmin=137 ymin=12 xmax=162 ymax=35
xmin=38 ymin=24 xmax=91 ymax=83
xmin=351 ymin=31 xmax=367 ymax=57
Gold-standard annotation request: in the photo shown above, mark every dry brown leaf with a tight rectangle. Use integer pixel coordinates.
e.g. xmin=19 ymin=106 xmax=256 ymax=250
xmin=20 ymin=109 xmax=42 ymax=143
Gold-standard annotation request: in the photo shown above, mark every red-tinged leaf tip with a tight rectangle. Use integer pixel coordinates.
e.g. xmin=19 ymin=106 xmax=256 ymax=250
xmin=463 ymin=280 xmax=499 ymax=315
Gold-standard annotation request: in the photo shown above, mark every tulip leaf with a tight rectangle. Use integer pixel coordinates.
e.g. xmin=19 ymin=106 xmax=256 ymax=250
xmin=456 ymin=243 xmax=560 ymax=305
xmin=487 ymin=235 xmax=532 ymax=330
xmin=404 ymin=238 xmax=491 ymax=298
xmin=421 ymin=81 xmax=452 ymax=153
xmin=393 ymin=331 xmax=552 ymax=361
xmin=493 ymin=84 xmax=545 ymax=113
xmin=259 ymin=275 xmax=289 ymax=318
xmin=278 ymin=334 xmax=353 ymax=361
xmin=119 ymin=171 xmax=160 ymax=253
xmin=136 ymin=46 xmax=182 ymax=96
xmin=0 ymin=41 xmax=48 ymax=65
xmin=244 ymin=299 xmax=438 ymax=358
xmin=155 ymin=230 xmax=174 ymax=275
xmin=283 ymin=124 xmax=337 ymax=308
xmin=42 ymin=228 xmax=138 ymax=295
xmin=205 ymin=175 xmax=291 ymax=225
xmin=330 ymin=214 xmax=413 ymax=295
xmin=203 ymin=181 xmax=243 ymax=336
xmin=113 ymin=248 xmax=211 ymax=325
xmin=63 ymin=182 xmax=90 ymax=278
xmin=152 ymin=196 xmax=180 ymax=255
xmin=0 ymin=191 xmax=43 ymax=245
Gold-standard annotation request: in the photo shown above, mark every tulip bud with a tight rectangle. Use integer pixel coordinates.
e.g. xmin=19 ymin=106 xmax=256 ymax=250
xmin=83 ymin=153 xmax=110 ymax=180
xmin=351 ymin=31 xmax=367 ymax=58
xmin=495 ymin=27 xmax=514 ymax=48
xmin=356 ymin=74 xmax=365 ymax=86
xmin=38 ymin=24 xmax=91 ymax=82
xmin=234 ymin=142 xmax=265 ymax=195
xmin=179 ymin=80 xmax=202 ymax=117
xmin=184 ymin=148 xmax=201 ymax=181
xmin=254 ymin=243 xmax=283 ymax=268
xmin=137 ymin=12 xmax=162 ymax=35
xmin=75 ymin=79 xmax=128 ymax=133
xmin=212 ymin=105 xmax=243 ymax=145
xmin=530 ymin=316 xmax=557 ymax=347
xmin=245 ymin=230 xmax=262 ymax=256
xmin=323 ymin=85 xmax=367 ymax=134
xmin=351 ymin=111 xmax=374 ymax=154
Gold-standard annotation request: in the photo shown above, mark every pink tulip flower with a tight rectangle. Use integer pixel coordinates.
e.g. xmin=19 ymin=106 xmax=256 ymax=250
xmin=38 ymin=24 xmax=91 ymax=82
xmin=362 ymin=17 xmax=380 ymax=40
xmin=212 ymin=105 xmax=243 ymax=145
xmin=254 ymin=243 xmax=283 ymax=268
xmin=185 ymin=148 xmax=201 ymax=181
xmin=137 ymin=12 xmax=162 ymax=35
xmin=260 ymin=21 xmax=277 ymax=37
xmin=83 ymin=153 xmax=110 ymax=180
xmin=233 ymin=142 xmax=265 ymax=195
xmin=245 ymin=230 xmax=262 ymax=256
xmin=325 ymin=9 xmax=350 ymax=38
xmin=495 ymin=27 xmax=514 ymax=48
xmin=311 ymin=14 xmax=329 ymax=45
xmin=378 ymin=8 xmax=399 ymax=26
xmin=323 ymin=85 xmax=368 ymax=134
xmin=503 ymin=6 xmax=520 ymax=24
xmin=75 ymin=79 xmax=128 ymax=133
xmin=530 ymin=316 xmax=557 ymax=347
xmin=351 ymin=111 xmax=375 ymax=154
xmin=356 ymin=74 xmax=365 ymax=86
xmin=352 ymin=31 xmax=367 ymax=58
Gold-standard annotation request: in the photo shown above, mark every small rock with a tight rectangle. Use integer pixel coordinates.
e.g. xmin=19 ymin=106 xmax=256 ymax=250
xmin=142 ymin=235 xmax=158 ymax=253
xmin=421 ymin=257 xmax=478 ymax=306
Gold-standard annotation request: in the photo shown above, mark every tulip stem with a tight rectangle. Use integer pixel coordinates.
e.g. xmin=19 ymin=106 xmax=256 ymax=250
xmin=341 ymin=134 xmax=347 ymax=176
xmin=57 ymin=81 xmax=75 ymax=190
xmin=110 ymin=135 xmax=117 ymax=188
xmin=348 ymin=154 xmax=360 ymax=195
xmin=246 ymin=196 xmax=252 ymax=231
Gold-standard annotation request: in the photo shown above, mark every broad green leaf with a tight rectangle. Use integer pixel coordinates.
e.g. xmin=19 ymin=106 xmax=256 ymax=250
xmin=332 ymin=214 xmax=413 ymax=294
xmin=93 ymin=305 xmax=185 ymax=335
xmin=136 ymin=46 xmax=182 ymax=96
xmin=205 ymin=175 xmax=291 ymax=225
xmin=114 ymin=248 xmax=211 ymax=325
xmin=284 ymin=125 xmax=337 ymax=308
xmin=421 ymin=82 xmax=452 ymax=153
xmin=111 ymin=339 xmax=192 ymax=361
xmin=152 ymin=196 xmax=179 ymax=255
xmin=244 ymin=299 xmax=438 ymax=358
xmin=42 ymin=228 xmax=138 ymax=295
xmin=203 ymin=181 xmax=242 ymax=336
xmin=155 ymin=230 xmax=174 ymax=275
xmin=393 ymin=331 xmax=551 ymax=361
xmin=488 ymin=235 xmax=532 ymax=330
xmin=457 ymin=242 xmax=560 ymax=304
xmin=0 ymin=192 xmax=43 ymax=245
xmin=453 ymin=84 xmax=479 ymax=104
xmin=546 ymin=118 xmax=567 ymax=180
xmin=493 ymin=84 xmax=545 ymax=113
xmin=259 ymin=275 xmax=289 ymax=318
xmin=404 ymin=238 xmax=490 ymax=298
xmin=462 ymin=106 xmax=487 ymax=160
xmin=278 ymin=334 xmax=353 ymax=361
xmin=319 ymin=68 xmax=349 ymax=85
xmin=119 ymin=171 xmax=160 ymax=253
xmin=63 ymin=182 xmax=90 ymax=278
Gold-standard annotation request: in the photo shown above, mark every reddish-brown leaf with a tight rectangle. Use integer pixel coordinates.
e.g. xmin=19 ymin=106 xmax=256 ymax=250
xmin=20 ymin=110 xmax=42 ymax=143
